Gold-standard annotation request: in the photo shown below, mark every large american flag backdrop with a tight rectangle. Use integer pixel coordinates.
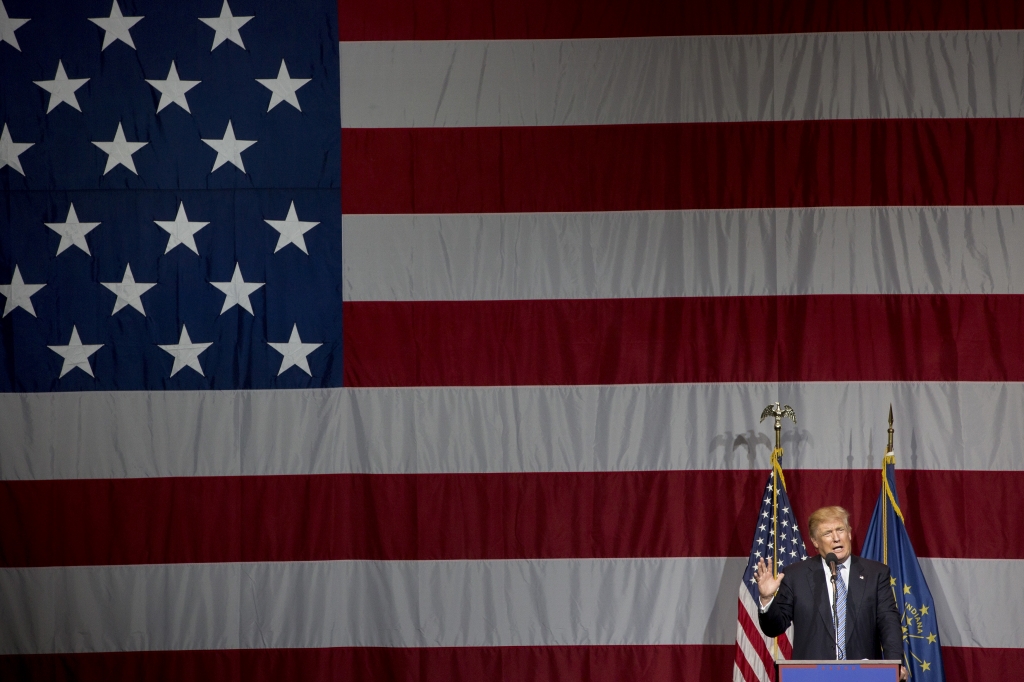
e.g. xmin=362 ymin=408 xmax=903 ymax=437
xmin=1 ymin=0 xmax=1023 ymax=679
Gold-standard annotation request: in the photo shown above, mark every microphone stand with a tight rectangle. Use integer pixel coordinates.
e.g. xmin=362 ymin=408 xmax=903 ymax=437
xmin=830 ymin=571 xmax=840 ymax=660
xmin=826 ymin=553 xmax=840 ymax=661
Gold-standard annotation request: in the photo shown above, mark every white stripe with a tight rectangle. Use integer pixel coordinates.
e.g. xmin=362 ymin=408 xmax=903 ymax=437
xmin=0 ymin=558 xmax=1017 ymax=654
xmin=0 ymin=558 xmax=744 ymax=654
xmin=1 ymin=382 xmax=1022 ymax=480
xmin=0 ymin=563 xmax=241 ymax=655
xmin=343 ymin=207 xmax=1024 ymax=301
xmin=920 ymin=558 xmax=1024 ymax=648
xmin=340 ymin=32 xmax=1024 ymax=127
xmin=343 ymin=210 xmax=776 ymax=301
xmin=341 ymin=36 xmax=773 ymax=127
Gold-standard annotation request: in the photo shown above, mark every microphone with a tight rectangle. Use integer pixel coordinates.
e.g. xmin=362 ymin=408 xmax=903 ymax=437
xmin=825 ymin=552 xmax=839 ymax=577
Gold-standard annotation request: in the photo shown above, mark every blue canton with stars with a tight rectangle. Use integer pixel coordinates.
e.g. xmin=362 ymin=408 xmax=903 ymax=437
xmin=742 ymin=473 xmax=809 ymax=603
xmin=0 ymin=0 xmax=340 ymax=391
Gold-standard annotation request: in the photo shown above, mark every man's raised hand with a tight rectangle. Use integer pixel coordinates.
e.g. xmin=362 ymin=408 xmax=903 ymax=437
xmin=754 ymin=557 xmax=783 ymax=606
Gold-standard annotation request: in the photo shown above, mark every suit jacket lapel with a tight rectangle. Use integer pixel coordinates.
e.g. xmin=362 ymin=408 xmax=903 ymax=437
xmin=811 ymin=560 xmax=837 ymax=644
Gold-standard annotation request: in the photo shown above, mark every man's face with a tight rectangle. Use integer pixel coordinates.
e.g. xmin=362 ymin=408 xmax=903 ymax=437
xmin=810 ymin=517 xmax=852 ymax=563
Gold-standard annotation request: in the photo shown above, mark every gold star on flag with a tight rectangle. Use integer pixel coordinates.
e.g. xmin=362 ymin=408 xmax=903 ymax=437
xmin=921 ymin=661 xmax=931 ymax=671
xmin=890 ymin=577 xmax=896 ymax=586
xmin=903 ymin=584 xmax=912 ymax=594
xmin=920 ymin=605 xmax=929 ymax=615
xmin=927 ymin=633 xmax=937 ymax=644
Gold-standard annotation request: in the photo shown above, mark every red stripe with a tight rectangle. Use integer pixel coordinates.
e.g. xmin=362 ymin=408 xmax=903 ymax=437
xmin=733 ymin=635 xmax=764 ymax=682
xmin=940 ymin=645 xmax=1022 ymax=680
xmin=0 ymin=476 xmax=240 ymax=567
xmin=776 ymin=633 xmax=792 ymax=660
xmin=0 ymin=646 xmax=731 ymax=682
xmin=338 ymin=0 xmax=1024 ymax=40
xmin=341 ymin=119 xmax=1024 ymax=214
xmin=343 ymin=294 xmax=1024 ymax=387
xmin=0 ymin=645 xmax=1016 ymax=681
xmin=1 ymin=469 xmax=1018 ymax=567
xmin=737 ymin=598 xmax=776 ymax=677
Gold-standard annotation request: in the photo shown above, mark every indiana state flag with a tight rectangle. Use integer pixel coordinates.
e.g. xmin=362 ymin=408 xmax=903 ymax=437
xmin=862 ymin=452 xmax=946 ymax=681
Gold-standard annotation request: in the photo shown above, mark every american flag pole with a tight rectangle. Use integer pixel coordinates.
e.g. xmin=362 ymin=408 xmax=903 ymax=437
xmin=771 ymin=456 xmax=779 ymax=665
xmin=760 ymin=401 xmax=796 ymax=579
xmin=771 ymin=438 xmax=779 ymax=579
xmin=771 ymin=421 xmax=779 ymax=665
xmin=760 ymin=403 xmax=797 ymax=669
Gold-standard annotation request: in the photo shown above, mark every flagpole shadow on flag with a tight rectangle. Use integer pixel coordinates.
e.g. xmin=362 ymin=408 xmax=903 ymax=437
xmin=734 ymin=404 xmax=809 ymax=682
xmin=861 ymin=407 xmax=946 ymax=680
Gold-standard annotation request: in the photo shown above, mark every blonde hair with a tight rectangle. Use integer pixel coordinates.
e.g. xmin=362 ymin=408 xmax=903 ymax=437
xmin=808 ymin=506 xmax=850 ymax=538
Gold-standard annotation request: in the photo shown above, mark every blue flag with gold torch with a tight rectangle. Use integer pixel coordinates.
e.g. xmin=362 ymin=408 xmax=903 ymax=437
xmin=862 ymin=447 xmax=946 ymax=680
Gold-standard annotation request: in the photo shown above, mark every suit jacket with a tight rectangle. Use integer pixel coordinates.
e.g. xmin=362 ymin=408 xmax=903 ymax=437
xmin=757 ymin=555 xmax=903 ymax=661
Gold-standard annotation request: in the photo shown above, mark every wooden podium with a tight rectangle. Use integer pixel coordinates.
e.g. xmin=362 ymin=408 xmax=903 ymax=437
xmin=777 ymin=660 xmax=902 ymax=681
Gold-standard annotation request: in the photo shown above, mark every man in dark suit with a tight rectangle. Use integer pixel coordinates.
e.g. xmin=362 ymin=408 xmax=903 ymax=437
xmin=754 ymin=506 xmax=906 ymax=680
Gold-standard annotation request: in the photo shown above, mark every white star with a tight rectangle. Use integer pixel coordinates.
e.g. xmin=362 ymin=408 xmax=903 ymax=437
xmin=34 ymin=60 xmax=89 ymax=113
xmin=88 ymin=1 xmax=143 ymax=51
xmin=782 ymin=506 xmax=790 ymax=513
xmin=756 ymin=537 xmax=764 ymax=545
xmin=92 ymin=122 xmax=147 ymax=175
xmin=211 ymin=263 xmax=264 ymax=314
xmin=257 ymin=60 xmax=310 ymax=112
xmin=200 ymin=0 xmax=252 ymax=50
xmin=202 ymin=120 xmax=255 ymax=173
xmin=101 ymin=264 xmax=155 ymax=315
xmin=154 ymin=203 xmax=209 ymax=255
xmin=762 ymin=511 xmax=769 ymax=518
xmin=45 ymin=203 xmax=100 ymax=256
xmin=790 ymin=549 xmax=798 ymax=557
xmin=782 ymin=519 xmax=790 ymax=527
xmin=265 ymin=201 xmax=319 ymax=254
xmin=0 ymin=265 xmax=45 ymax=317
xmin=0 ymin=123 xmax=33 ymax=175
xmin=268 ymin=324 xmax=321 ymax=376
xmin=758 ymin=524 xmax=766 ymax=532
xmin=48 ymin=326 xmax=103 ymax=378
xmin=754 ymin=550 xmax=762 ymax=558
xmin=159 ymin=325 xmax=212 ymax=377
xmin=0 ymin=1 xmax=29 ymax=51
xmin=146 ymin=61 xmax=200 ymax=114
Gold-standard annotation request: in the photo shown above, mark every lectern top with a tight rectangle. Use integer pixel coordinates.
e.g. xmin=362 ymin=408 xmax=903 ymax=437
xmin=776 ymin=660 xmax=901 ymax=682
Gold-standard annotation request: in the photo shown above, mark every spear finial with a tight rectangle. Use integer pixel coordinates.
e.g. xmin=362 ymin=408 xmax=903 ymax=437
xmin=887 ymin=404 xmax=894 ymax=454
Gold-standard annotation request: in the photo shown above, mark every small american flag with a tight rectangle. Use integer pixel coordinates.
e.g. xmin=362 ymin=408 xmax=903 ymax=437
xmin=734 ymin=469 xmax=808 ymax=682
